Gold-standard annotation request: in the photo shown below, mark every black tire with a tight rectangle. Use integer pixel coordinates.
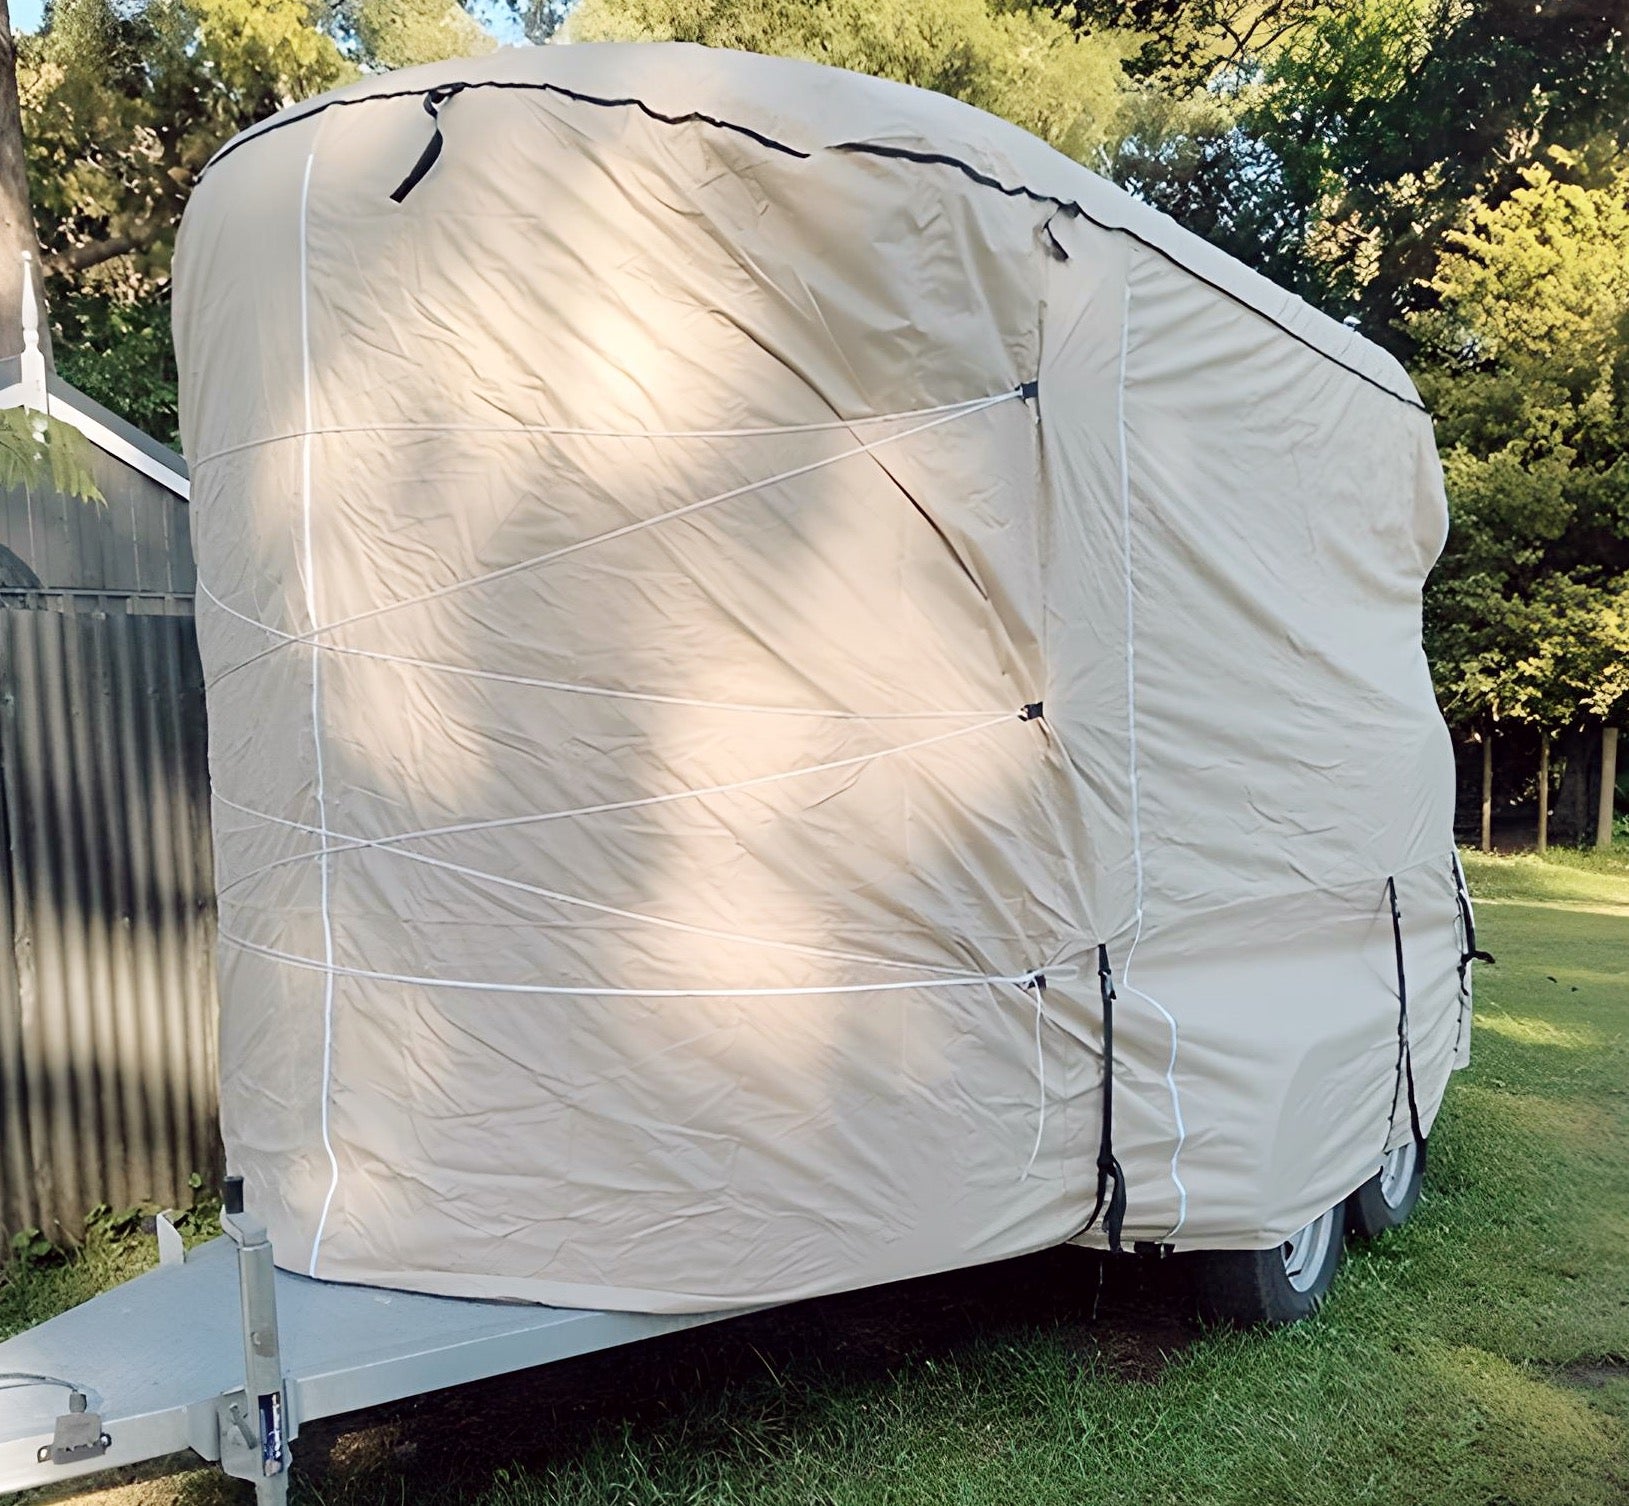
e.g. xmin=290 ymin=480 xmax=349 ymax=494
xmin=1346 ymin=1135 xmax=1426 ymax=1240
xmin=1187 ymin=1201 xmax=1345 ymax=1327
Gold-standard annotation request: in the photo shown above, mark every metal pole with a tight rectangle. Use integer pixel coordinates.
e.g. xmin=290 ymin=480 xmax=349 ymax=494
xmin=218 ymin=1177 xmax=291 ymax=1505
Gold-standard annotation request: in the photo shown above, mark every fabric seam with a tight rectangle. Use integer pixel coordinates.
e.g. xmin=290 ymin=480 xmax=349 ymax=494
xmin=1114 ymin=271 xmax=1191 ymax=1242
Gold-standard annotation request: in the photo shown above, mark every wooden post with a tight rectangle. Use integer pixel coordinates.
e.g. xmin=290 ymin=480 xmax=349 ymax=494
xmin=1480 ymin=732 xmax=1493 ymax=853
xmin=1598 ymin=725 xmax=1620 ymax=849
xmin=1537 ymin=735 xmax=1549 ymax=854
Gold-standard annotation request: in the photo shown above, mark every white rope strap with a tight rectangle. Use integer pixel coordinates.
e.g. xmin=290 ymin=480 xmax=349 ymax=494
xmin=190 ymin=390 xmax=1021 ymax=467
xmin=213 ymin=791 xmax=975 ymax=979
xmin=219 ymin=931 xmax=1058 ymax=1000
xmin=1020 ymin=973 xmax=1049 ymax=1181
xmin=196 ymin=582 xmax=1006 ymax=719
xmin=217 ymin=715 xmax=1019 ymax=877
xmin=205 ymin=388 xmax=1025 ymax=685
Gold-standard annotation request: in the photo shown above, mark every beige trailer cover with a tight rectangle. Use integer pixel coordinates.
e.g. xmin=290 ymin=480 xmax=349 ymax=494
xmin=175 ymin=42 xmax=1471 ymax=1311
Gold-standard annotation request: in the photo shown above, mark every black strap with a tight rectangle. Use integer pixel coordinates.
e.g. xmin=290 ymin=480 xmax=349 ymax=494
xmin=1040 ymin=210 xmax=1071 ymax=262
xmin=389 ymin=85 xmax=467 ymax=203
xmin=1449 ymin=852 xmax=1494 ymax=985
xmin=1385 ymin=877 xmax=1425 ymax=1147
xmin=1075 ymin=943 xmax=1127 ymax=1253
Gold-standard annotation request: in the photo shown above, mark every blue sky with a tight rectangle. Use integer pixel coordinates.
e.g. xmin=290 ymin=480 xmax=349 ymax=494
xmin=8 ymin=2 xmax=526 ymax=40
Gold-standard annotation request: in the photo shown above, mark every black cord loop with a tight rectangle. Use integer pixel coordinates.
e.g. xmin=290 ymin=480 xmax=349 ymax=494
xmin=1073 ymin=942 xmax=1127 ymax=1253
xmin=1450 ymin=852 xmax=1494 ymax=985
xmin=389 ymin=84 xmax=468 ymax=203
xmin=1385 ymin=876 xmax=1425 ymax=1148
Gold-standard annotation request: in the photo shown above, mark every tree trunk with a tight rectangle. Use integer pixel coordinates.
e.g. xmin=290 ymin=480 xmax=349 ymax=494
xmin=1553 ymin=725 xmax=1596 ymax=845
xmin=1599 ymin=726 xmax=1620 ymax=849
xmin=1537 ymin=735 xmax=1549 ymax=854
xmin=0 ymin=0 xmax=49 ymax=368
xmin=1480 ymin=732 xmax=1493 ymax=852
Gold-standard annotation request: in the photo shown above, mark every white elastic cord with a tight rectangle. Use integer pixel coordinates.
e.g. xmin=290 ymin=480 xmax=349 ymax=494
xmin=190 ymin=391 xmax=1020 ymax=468
xmin=299 ymin=144 xmax=341 ymax=1281
xmin=196 ymin=581 xmax=1004 ymax=719
xmin=1114 ymin=276 xmax=1189 ymax=1239
xmin=221 ymin=932 xmax=1056 ymax=1000
xmin=209 ymin=389 xmax=1024 ymax=685
xmin=212 ymin=791 xmax=976 ymax=980
xmin=221 ymin=715 xmax=1017 ymax=874
xmin=1020 ymin=977 xmax=1047 ymax=1181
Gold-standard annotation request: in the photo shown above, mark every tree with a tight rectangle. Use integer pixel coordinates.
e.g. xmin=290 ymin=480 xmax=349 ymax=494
xmin=1056 ymin=0 xmax=1330 ymax=89
xmin=17 ymin=0 xmax=506 ymax=441
xmin=333 ymin=0 xmax=494 ymax=72
xmin=569 ymin=0 xmax=1137 ymax=168
xmin=480 ymin=0 xmax=571 ymax=43
xmin=0 ymin=0 xmax=102 ymax=503
xmin=0 ymin=0 xmax=50 ymax=364
xmin=1412 ymin=148 xmax=1629 ymax=840
xmin=1101 ymin=0 xmax=1629 ymax=348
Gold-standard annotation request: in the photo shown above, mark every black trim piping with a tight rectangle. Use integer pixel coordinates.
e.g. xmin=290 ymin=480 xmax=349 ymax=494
xmin=202 ymin=78 xmax=1424 ymax=414
xmin=828 ymin=140 xmax=1423 ymax=412
xmin=204 ymin=78 xmax=812 ymax=175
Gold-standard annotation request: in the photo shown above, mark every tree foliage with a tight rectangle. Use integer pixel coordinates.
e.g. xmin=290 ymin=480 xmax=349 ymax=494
xmin=9 ymin=0 xmax=1626 ymax=766
xmin=569 ymin=0 xmax=1137 ymax=166
xmin=20 ymin=0 xmax=500 ymax=296
xmin=1107 ymin=0 xmax=1629 ymax=341
xmin=23 ymin=2 xmax=314 ymax=292
xmin=0 ymin=408 xmax=103 ymax=501
xmin=1412 ymin=151 xmax=1629 ymax=732
xmin=1057 ymin=0 xmax=1329 ymax=87
xmin=18 ymin=0 xmax=505 ymax=447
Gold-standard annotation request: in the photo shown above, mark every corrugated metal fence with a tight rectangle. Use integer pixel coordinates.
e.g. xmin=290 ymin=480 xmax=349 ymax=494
xmin=0 ymin=602 xmax=219 ymax=1238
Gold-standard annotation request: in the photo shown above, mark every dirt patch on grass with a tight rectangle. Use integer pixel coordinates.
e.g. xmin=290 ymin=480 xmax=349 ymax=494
xmin=1555 ymin=1358 xmax=1629 ymax=1390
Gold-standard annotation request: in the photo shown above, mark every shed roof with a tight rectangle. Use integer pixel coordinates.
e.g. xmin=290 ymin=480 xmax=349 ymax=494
xmin=0 ymin=353 xmax=189 ymax=501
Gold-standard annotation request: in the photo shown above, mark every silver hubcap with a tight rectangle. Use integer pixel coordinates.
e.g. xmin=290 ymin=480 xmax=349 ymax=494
xmin=1378 ymin=1140 xmax=1419 ymax=1208
xmin=1281 ymin=1205 xmax=1339 ymax=1293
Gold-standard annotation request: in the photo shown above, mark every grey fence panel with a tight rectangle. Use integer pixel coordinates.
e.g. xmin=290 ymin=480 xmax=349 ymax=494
xmin=0 ymin=605 xmax=219 ymax=1240
xmin=0 ymin=447 xmax=192 ymax=598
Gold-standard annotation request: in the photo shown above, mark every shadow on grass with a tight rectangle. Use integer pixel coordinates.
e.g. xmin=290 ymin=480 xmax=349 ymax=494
xmin=276 ymin=1247 xmax=1198 ymax=1499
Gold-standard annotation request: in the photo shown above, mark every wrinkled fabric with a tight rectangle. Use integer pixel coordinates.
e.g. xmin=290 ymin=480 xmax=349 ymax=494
xmin=174 ymin=42 xmax=1465 ymax=1311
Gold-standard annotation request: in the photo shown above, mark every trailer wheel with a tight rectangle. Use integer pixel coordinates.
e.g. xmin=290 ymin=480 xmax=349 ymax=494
xmin=1190 ymin=1201 xmax=1345 ymax=1327
xmin=1346 ymin=1136 xmax=1426 ymax=1240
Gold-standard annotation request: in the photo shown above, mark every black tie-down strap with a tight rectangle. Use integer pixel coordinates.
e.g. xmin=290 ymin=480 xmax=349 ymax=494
xmin=1450 ymin=852 xmax=1495 ymax=986
xmin=1385 ymin=877 xmax=1425 ymax=1148
xmin=390 ymin=84 xmax=468 ymax=203
xmin=1073 ymin=943 xmax=1128 ymax=1253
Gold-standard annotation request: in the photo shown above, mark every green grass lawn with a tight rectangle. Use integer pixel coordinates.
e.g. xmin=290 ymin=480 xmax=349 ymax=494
xmin=6 ymin=847 xmax=1627 ymax=1506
